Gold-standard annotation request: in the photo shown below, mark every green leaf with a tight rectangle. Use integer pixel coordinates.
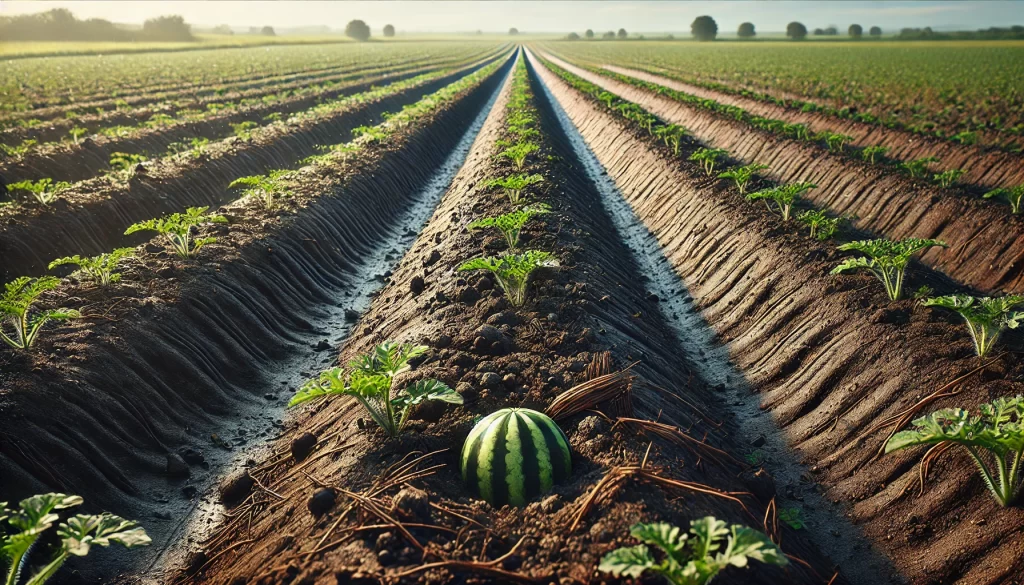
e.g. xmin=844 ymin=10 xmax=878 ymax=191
xmin=718 ymin=526 xmax=787 ymax=568
xmin=598 ymin=545 xmax=656 ymax=578
xmin=58 ymin=513 xmax=151 ymax=557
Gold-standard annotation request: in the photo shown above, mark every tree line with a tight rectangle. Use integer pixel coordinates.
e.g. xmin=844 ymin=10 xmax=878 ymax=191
xmin=0 ymin=9 xmax=196 ymax=42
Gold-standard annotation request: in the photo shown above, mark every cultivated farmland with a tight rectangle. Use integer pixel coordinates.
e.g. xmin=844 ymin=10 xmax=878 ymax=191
xmin=2 ymin=34 xmax=1024 ymax=585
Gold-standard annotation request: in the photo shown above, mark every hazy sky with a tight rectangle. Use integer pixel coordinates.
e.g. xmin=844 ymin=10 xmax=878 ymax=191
xmin=2 ymin=1 xmax=1023 ymax=33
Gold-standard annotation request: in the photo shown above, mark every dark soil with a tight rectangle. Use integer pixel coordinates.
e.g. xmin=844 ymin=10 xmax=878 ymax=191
xmin=532 ymin=49 xmax=1024 ymax=585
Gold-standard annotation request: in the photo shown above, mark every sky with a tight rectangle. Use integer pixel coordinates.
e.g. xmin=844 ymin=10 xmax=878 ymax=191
xmin=2 ymin=1 xmax=1023 ymax=34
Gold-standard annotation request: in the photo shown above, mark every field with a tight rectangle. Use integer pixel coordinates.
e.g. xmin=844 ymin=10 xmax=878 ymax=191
xmin=1 ymin=34 xmax=1024 ymax=585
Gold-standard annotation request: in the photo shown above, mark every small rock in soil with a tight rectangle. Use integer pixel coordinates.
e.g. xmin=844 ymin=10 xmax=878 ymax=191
xmin=377 ymin=549 xmax=396 ymax=566
xmin=576 ymin=416 xmax=608 ymax=441
xmin=165 ymin=453 xmax=190 ymax=478
xmin=646 ymin=292 xmax=660 ymax=303
xmin=410 ymin=275 xmax=425 ymax=295
xmin=144 ymin=243 xmax=163 ymax=254
xmin=307 ymin=488 xmax=336 ymax=517
xmin=540 ymin=494 xmax=561 ymax=513
xmin=344 ymin=309 xmax=360 ymax=322
xmin=263 ymin=393 xmax=276 ymax=400
xmin=178 ymin=447 xmax=206 ymax=465
xmin=431 ymin=333 xmax=452 ymax=349
xmin=422 ymin=249 xmax=441 ymax=267
xmin=291 ymin=432 xmax=317 ymax=461
xmin=472 ymin=324 xmax=511 ymax=355
xmin=739 ymin=467 xmax=776 ymax=503
xmin=751 ymin=435 xmax=767 ymax=448
xmin=476 ymin=276 xmax=494 ymax=291
xmin=480 ymin=372 xmax=502 ymax=387
xmin=220 ymin=470 xmax=254 ymax=509
xmin=502 ymin=373 xmax=517 ymax=387
xmin=456 ymin=381 xmax=477 ymax=400
xmin=315 ymin=339 xmax=330 ymax=351
xmin=391 ymin=486 xmax=430 ymax=521
xmin=181 ymin=485 xmax=198 ymax=499
xmin=459 ymin=286 xmax=481 ymax=304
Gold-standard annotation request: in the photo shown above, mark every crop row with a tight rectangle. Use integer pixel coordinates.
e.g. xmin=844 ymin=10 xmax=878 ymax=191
xmin=544 ymin=40 xmax=1024 ymax=151
xmin=0 ymin=48 xmax=506 ymax=183
xmin=0 ymin=41 xmax=503 ymax=115
xmin=531 ymin=47 xmax=1024 ymax=584
xmin=547 ymin=50 xmax=1024 ymax=199
xmin=0 ymin=51 xmax=503 ymax=200
xmin=536 ymin=51 xmax=1024 ymax=295
xmin=0 ymin=45 xmax=504 ymax=146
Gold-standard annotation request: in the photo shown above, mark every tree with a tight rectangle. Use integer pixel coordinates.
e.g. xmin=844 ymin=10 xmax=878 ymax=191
xmin=509 ymin=27 xmax=519 ymax=35
xmin=602 ymin=31 xmax=615 ymax=39
xmin=824 ymin=25 xmax=838 ymax=35
xmin=787 ymin=21 xmax=808 ymax=40
xmin=813 ymin=28 xmax=824 ymax=35
xmin=345 ymin=19 xmax=371 ymax=41
xmin=849 ymin=23 xmax=863 ymax=37
xmin=691 ymin=15 xmax=718 ymax=41
xmin=142 ymin=15 xmax=193 ymax=41
xmin=261 ymin=25 xmax=275 ymax=36
xmin=737 ymin=22 xmax=755 ymax=38
xmin=212 ymin=24 xmax=233 ymax=35
xmin=383 ymin=24 xmax=395 ymax=37
xmin=870 ymin=25 xmax=882 ymax=37
xmin=567 ymin=32 xmax=580 ymax=40
xmin=585 ymin=29 xmax=594 ymax=39
xmin=617 ymin=28 xmax=627 ymax=39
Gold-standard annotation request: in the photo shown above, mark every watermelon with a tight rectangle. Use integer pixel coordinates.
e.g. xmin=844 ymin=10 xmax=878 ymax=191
xmin=461 ymin=408 xmax=572 ymax=507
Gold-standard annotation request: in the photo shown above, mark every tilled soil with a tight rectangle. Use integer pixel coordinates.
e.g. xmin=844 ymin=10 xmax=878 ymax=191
xmin=598 ymin=64 xmax=1024 ymax=189
xmin=184 ymin=56 xmax=848 ymax=585
xmin=0 ymin=57 xmax=513 ymax=584
xmin=0 ymin=54 xmax=508 ymax=282
xmin=537 ymin=52 xmax=1024 ymax=297
xmin=530 ymin=48 xmax=1024 ymax=585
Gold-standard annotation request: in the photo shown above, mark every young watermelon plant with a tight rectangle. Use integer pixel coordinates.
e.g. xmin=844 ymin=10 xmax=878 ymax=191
xmin=718 ymin=163 xmax=769 ymax=195
xmin=7 ymin=178 xmax=71 ymax=206
xmin=689 ymin=147 xmax=728 ymax=177
xmin=900 ymin=156 xmax=940 ymax=179
xmin=933 ymin=168 xmax=966 ymax=188
xmin=983 ymin=185 xmax=1024 ymax=214
xmin=831 ymin=238 xmax=947 ymax=300
xmin=459 ymin=250 xmax=558 ymax=307
xmin=1 ymin=277 xmax=80 ymax=350
xmin=486 ymin=173 xmax=544 ymax=205
xmin=860 ymin=145 xmax=889 ymax=164
xmin=229 ymin=170 xmax=295 ymax=209
xmin=467 ymin=204 xmax=550 ymax=250
xmin=498 ymin=142 xmax=540 ymax=170
xmin=48 ymin=248 xmax=135 ymax=287
xmin=461 ymin=408 xmax=571 ymax=508
xmin=1 ymin=493 xmax=151 ymax=585
xmin=599 ymin=517 xmax=787 ymax=585
xmin=653 ymin=124 xmax=688 ymax=155
xmin=124 ymin=206 xmax=227 ymax=259
xmin=289 ymin=342 xmax=461 ymax=438
xmin=886 ymin=396 xmax=1024 ymax=506
xmin=796 ymin=209 xmax=842 ymax=240
xmin=746 ymin=182 xmax=816 ymax=222
xmin=921 ymin=295 xmax=1024 ymax=358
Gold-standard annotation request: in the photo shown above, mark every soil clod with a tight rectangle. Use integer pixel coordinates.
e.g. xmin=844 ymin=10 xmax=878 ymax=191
xmin=307 ymin=487 xmax=336 ymax=517
xmin=165 ymin=453 xmax=190 ymax=478
xmin=220 ymin=470 xmax=255 ymax=509
xmin=291 ymin=432 xmax=318 ymax=462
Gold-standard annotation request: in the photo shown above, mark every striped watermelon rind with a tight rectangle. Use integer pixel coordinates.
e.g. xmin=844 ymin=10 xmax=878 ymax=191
xmin=461 ymin=408 xmax=572 ymax=507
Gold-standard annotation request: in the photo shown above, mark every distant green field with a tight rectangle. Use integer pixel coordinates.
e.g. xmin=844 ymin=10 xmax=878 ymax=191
xmin=544 ymin=39 xmax=1024 ymax=145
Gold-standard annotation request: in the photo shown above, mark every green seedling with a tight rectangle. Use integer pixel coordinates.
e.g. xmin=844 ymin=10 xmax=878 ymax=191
xmin=1 ymin=493 xmax=150 ymax=585
xmin=921 ymin=295 xmax=1023 ymax=358
xmin=48 ymin=248 xmax=135 ymax=287
xmin=900 ymin=156 xmax=940 ymax=179
xmin=689 ymin=147 xmax=728 ymax=177
xmin=934 ymin=169 xmax=966 ymax=188
xmin=982 ymin=185 xmax=1024 ymax=214
xmin=229 ymin=170 xmax=294 ymax=209
xmin=796 ymin=209 xmax=842 ymax=240
xmin=951 ymin=131 xmax=978 ymax=145
xmin=653 ymin=124 xmax=688 ymax=155
xmin=861 ymin=145 xmax=889 ymax=164
xmin=777 ymin=508 xmax=805 ymax=530
xmin=124 ymin=206 xmax=227 ymax=259
xmin=289 ymin=341 xmax=461 ymax=438
xmin=831 ymin=238 xmax=947 ymax=300
xmin=230 ymin=120 xmax=258 ymax=140
xmin=746 ymin=182 xmax=816 ymax=222
xmin=7 ymin=178 xmax=71 ymax=206
xmin=68 ymin=127 xmax=87 ymax=145
xmin=486 ymin=173 xmax=544 ymax=205
xmin=459 ymin=250 xmax=558 ymax=307
xmin=718 ymin=163 xmax=769 ymax=195
xmin=108 ymin=152 xmax=147 ymax=177
xmin=817 ymin=131 xmax=854 ymax=152
xmin=0 ymin=277 xmax=80 ymax=350
xmin=145 ymin=113 xmax=174 ymax=128
xmin=0 ymin=139 xmax=38 ymax=158
xmin=599 ymin=517 xmax=787 ymax=585
xmin=498 ymin=142 xmax=540 ymax=170
xmin=886 ymin=396 xmax=1024 ymax=506
xmin=467 ymin=204 xmax=550 ymax=250
xmin=352 ymin=124 xmax=388 ymax=143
